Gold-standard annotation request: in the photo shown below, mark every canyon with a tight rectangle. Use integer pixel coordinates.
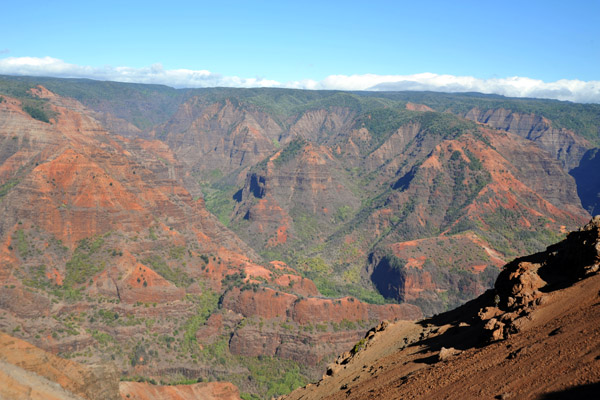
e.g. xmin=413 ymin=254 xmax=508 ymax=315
xmin=0 ymin=76 xmax=599 ymax=398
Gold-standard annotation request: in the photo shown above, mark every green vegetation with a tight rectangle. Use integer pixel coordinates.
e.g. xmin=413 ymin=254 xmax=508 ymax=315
xmin=1 ymin=76 xmax=598 ymax=142
xmin=444 ymin=149 xmax=492 ymax=226
xmin=294 ymin=256 xmax=386 ymax=304
xmin=352 ymin=338 xmax=367 ymax=354
xmin=480 ymin=210 xmax=565 ymax=258
xmin=368 ymin=90 xmax=600 ymax=143
xmin=238 ymin=356 xmax=306 ymax=399
xmin=221 ymin=271 xmax=247 ymax=291
xmin=0 ymin=76 xmax=186 ymax=130
xmin=333 ymin=205 xmax=352 ymax=223
xmin=142 ymin=254 xmax=192 ymax=287
xmin=13 ymin=229 xmax=31 ymax=259
xmin=200 ymin=181 xmax=238 ymax=226
xmin=274 ymin=137 xmax=306 ymax=166
xmin=64 ymin=237 xmax=105 ymax=287
xmin=181 ymin=289 xmax=219 ymax=354
xmin=22 ymin=265 xmax=47 ymax=289
xmin=22 ymin=102 xmax=53 ymax=123
xmin=91 ymin=330 xmax=114 ymax=345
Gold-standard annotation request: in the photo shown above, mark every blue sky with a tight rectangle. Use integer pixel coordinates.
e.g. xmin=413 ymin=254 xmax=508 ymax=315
xmin=1 ymin=1 xmax=599 ymax=101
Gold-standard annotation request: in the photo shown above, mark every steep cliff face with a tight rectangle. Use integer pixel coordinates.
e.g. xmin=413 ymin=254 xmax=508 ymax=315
xmin=349 ymin=126 xmax=588 ymax=314
xmin=213 ymin=103 xmax=590 ymax=314
xmin=463 ymin=107 xmax=590 ymax=171
xmin=369 ymin=233 xmax=501 ymax=315
xmin=221 ymin=286 xmax=420 ymax=365
xmin=151 ymin=98 xmax=284 ymax=180
xmin=231 ymin=139 xmax=360 ymax=252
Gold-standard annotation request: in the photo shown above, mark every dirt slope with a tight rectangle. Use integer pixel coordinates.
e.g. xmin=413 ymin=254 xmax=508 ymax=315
xmin=0 ymin=332 xmax=118 ymax=400
xmin=285 ymin=218 xmax=600 ymax=399
xmin=119 ymin=381 xmax=241 ymax=400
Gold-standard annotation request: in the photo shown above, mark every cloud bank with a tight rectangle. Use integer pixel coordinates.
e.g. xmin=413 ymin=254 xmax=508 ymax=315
xmin=1 ymin=56 xmax=599 ymax=103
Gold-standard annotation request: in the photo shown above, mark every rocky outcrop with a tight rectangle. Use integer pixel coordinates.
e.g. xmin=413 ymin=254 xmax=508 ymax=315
xmin=222 ymin=285 xmax=420 ymax=364
xmin=222 ymin=287 xmax=297 ymax=320
xmin=494 ymin=215 xmax=600 ymax=312
xmin=222 ymin=287 xmax=421 ymax=325
xmin=480 ymin=216 xmax=600 ymax=342
xmin=289 ymin=297 xmax=421 ymax=325
xmin=229 ymin=323 xmax=365 ymax=365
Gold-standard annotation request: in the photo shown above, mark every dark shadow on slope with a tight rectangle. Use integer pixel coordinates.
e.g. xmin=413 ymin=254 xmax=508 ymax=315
xmin=570 ymin=147 xmax=600 ymax=216
xmin=538 ymin=382 xmax=600 ymax=399
xmin=232 ymin=188 xmax=243 ymax=202
xmin=249 ymin=174 xmax=266 ymax=199
xmin=392 ymin=167 xmax=416 ymax=191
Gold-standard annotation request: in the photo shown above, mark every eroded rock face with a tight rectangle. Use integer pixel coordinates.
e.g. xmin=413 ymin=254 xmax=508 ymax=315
xmin=152 ymin=98 xmax=284 ymax=179
xmin=480 ymin=216 xmax=600 ymax=341
xmin=222 ymin=287 xmax=421 ymax=326
xmin=222 ymin=287 xmax=297 ymax=320
xmin=463 ymin=107 xmax=590 ymax=171
xmin=221 ymin=286 xmax=420 ymax=364
xmin=232 ymin=140 xmax=360 ymax=249
xmin=364 ymin=128 xmax=588 ymax=314
xmin=229 ymin=323 xmax=365 ymax=365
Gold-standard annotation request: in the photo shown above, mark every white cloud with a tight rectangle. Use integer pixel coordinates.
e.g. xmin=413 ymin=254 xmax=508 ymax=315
xmin=0 ymin=56 xmax=281 ymax=89
xmin=1 ymin=56 xmax=599 ymax=103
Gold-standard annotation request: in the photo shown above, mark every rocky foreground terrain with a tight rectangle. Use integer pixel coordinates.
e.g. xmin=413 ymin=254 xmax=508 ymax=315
xmin=285 ymin=217 xmax=600 ymax=399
